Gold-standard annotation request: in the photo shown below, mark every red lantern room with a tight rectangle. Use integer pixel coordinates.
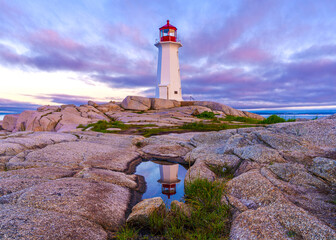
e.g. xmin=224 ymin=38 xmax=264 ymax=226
xmin=159 ymin=20 xmax=177 ymax=42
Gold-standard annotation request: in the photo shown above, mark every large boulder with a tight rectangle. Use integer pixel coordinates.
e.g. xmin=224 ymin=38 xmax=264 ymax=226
xmin=150 ymin=98 xmax=180 ymax=110
xmin=2 ymin=114 xmax=19 ymax=131
xmin=0 ymin=204 xmax=108 ymax=240
xmin=11 ymin=178 xmax=132 ymax=231
xmin=194 ymin=101 xmax=264 ymax=120
xmin=37 ymin=105 xmax=61 ymax=112
xmin=126 ymin=197 xmax=165 ymax=225
xmin=96 ymin=102 xmax=122 ymax=113
xmin=230 ymin=202 xmax=336 ymax=240
xmin=121 ymin=96 xmax=151 ymax=111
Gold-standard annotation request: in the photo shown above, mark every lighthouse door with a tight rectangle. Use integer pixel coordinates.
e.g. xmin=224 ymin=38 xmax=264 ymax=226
xmin=159 ymin=85 xmax=168 ymax=99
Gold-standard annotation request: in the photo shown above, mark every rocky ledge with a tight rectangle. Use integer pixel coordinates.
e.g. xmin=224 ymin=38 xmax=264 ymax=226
xmin=0 ymin=105 xmax=335 ymax=239
xmin=0 ymin=96 xmax=263 ymax=133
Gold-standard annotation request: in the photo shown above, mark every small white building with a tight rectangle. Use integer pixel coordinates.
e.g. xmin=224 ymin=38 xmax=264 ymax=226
xmin=155 ymin=20 xmax=183 ymax=101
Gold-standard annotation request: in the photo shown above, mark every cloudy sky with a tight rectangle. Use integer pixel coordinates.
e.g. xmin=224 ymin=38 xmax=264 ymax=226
xmin=0 ymin=0 xmax=335 ymax=111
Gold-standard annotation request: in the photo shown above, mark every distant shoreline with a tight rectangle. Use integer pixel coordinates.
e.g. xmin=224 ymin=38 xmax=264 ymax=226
xmin=2 ymin=108 xmax=336 ymax=121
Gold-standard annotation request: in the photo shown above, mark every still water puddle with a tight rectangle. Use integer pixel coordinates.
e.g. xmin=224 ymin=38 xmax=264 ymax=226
xmin=135 ymin=160 xmax=188 ymax=206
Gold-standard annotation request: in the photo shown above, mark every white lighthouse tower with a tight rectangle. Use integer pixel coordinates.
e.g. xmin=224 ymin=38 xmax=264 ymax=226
xmin=155 ymin=20 xmax=183 ymax=101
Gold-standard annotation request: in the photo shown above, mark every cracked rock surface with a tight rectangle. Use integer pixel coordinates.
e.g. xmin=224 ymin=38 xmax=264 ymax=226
xmin=0 ymin=112 xmax=335 ymax=239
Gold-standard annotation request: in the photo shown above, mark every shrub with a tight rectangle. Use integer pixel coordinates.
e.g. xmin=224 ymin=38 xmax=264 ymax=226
xmin=259 ymin=114 xmax=287 ymax=124
xmin=196 ymin=111 xmax=215 ymax=119
xmin=222 ymin=115 xmax=260 ymax=124
xmin=117 ymin=179 xmax=231 ymax=239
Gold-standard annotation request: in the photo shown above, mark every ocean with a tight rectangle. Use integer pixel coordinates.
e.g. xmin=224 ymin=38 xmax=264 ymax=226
xmin=1 ymin=108 xmax=336 ymax=121
xmin=248 ymin=109 xmax=336 ymax=120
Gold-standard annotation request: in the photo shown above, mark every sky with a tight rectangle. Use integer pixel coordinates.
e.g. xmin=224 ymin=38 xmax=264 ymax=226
xmin=0 ymin=0 xmax=336 ymax=112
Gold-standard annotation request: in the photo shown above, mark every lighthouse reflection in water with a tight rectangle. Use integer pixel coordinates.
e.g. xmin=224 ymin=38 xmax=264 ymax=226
xmin=135 ymin=160 xmax=188 ymax=207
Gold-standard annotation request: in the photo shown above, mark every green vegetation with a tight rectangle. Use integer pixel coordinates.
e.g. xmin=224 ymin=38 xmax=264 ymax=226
xmin=221 ymin=115 xmax=261 ymax=124
xmin=116 ymin=178 xmax=231 ymax=240
xmin=259 ymin=114 xmax=295 ymax=124
xmin=77 ymin=120 xmax=129 ymax=133
xmin=77 ymin=114 xmax=296 ymax=137
xmin=286 ymin=230 xmax=297 ymax=238
xmin=196 ymin=111 xmax=216 ymax=119
xmin=207 ymin=164 xmax=235 ymax=179
xmin=115 ymin=224 xmax=139 ymax=240
xmin=181 ymin=121 xmax=251 ymax=131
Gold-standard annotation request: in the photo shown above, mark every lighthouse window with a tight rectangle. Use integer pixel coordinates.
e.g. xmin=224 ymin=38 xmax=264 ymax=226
xmin=174 ymin=91 xmax=178 ymax=94
xmin=163 ymin=29 xmax=169 ymax=36
xmin=169 ymin=29 xmax=175 ymax=36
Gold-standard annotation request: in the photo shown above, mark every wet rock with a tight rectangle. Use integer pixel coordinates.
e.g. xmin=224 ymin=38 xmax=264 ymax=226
xmin=0 ymin=204 xmax=108 ymax=240
xmin=121 ymin=96 xmax=151 ymax=111
xmin=126 ymin=197 xmax=165 ymax=225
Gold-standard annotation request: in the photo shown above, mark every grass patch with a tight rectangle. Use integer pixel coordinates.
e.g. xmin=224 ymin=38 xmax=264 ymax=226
xmin=77 ymin=120 xmax=129 ymax=133
xmin=221 ymin=115 xmax=261 ymax=124
xmin=207 ymin=164 xmax=235 ymax=179
xmin=181 ymin=121 xmax=252 ymax=131
xmin=196 ymin=111 xmax=216 ymax=119
xmin=286 ymin=230 xmax=297 ymax=238
xmin=259 ymin=114 xmax=295 ymax=124
xmin=115 ymin=224 xmax=139 ymax=240
xmin=116 ymin=179 xmax=231 ymax=240
xmin=139 ymin=128 xmax=183 ymax=137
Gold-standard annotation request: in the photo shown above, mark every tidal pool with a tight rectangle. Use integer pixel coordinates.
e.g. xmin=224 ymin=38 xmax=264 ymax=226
xmin=135 ymin=160 xmax=188 ymax=206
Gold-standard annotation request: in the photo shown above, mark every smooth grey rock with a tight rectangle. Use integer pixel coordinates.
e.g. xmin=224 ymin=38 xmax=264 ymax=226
xmin=2 ymin=114 xmax=19 ymax=131
xmin=15 ymin=178 xmax=132 ymax=231
xmin=185 ymin=161 xmax=216 ymax=183
xmin=88 ymin=100 xmax=98 ymax=108
xmin=0 ymin=204 xmax=108 ymax=240
xmin=268 ymin=162 xmax=328 ymax=189
xmin=227 ymin=170 xmax=286 ymax=208
xmin=234 ymin=144 xmax=286 ymax=164
xmin=97 ymin=102 xmax=122 ymax=113
xmin=309 ymin=157 xmax=336 ymax=184
xmin=150 ymin=98 xmax=180 ymax=110
xmin=37 ymin=105 xmax=61 ymax=112
xmin=121 ymin=96 xmax=151 ymax=111
xmin=230 ymin=202 xmax=336 ymax=240
xmin=126 ymin=197 xmax=165 ymax=225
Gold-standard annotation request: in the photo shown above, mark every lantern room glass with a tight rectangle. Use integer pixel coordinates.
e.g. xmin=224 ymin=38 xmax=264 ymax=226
xmin=161 ymin=29 xmax=176 ymax=37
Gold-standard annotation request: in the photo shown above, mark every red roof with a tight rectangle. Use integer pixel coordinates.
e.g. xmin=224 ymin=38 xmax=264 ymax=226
xmin=159 ymin=20 xmax=177 ymax=31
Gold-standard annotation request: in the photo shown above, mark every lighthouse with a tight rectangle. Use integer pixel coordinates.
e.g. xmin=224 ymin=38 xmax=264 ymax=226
xmin=157 ymin=163 xmax=181 ymax=199
xmin=155 ymin=20 xmax=183 ymax=101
